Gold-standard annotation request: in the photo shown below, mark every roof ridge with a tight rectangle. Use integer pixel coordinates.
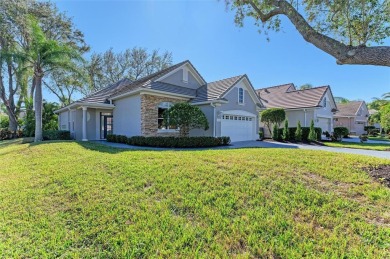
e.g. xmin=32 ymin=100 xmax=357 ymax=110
xmin=80 ymin=77 xmax=132 ymax=101
xmin=207 ymin=74 xmax=244 ymax=84
xmin=257 ymin=83 xmax=294 ymax=90
xmin=287 ymin=85 xmax=329 ymax=93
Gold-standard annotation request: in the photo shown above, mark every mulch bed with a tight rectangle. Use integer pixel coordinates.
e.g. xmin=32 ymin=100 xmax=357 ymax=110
xmin=362 ymin=165 xmax=390 ymax=188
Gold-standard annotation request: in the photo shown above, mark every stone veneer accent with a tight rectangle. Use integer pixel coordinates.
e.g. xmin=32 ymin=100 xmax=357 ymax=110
xmin=140 ymin=94 xmax=187 ymax=136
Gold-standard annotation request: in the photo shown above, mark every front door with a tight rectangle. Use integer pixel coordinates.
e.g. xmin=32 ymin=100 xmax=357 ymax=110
xmin=101 ymin=113 xmax=113 ymax=139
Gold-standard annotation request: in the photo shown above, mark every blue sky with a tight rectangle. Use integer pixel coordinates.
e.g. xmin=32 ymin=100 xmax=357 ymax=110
xmin=50 ymin=0 xmax=390 ymax=103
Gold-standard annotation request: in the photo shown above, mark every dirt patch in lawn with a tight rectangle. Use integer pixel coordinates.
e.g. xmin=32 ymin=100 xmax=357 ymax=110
xmin=362 ymin=165 xmax=390 ymax=188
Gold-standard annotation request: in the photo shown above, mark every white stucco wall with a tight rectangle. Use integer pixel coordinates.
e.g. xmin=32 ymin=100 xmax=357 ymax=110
xmin=113 ymin=95 xmax=141 ymax=136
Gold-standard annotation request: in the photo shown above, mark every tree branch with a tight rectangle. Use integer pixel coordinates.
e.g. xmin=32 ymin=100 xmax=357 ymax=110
xmin=246 ymin=0 xmax=390 ymax=66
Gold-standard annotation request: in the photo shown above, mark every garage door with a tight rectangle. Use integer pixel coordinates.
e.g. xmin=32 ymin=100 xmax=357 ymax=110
xmin=317 ymin=118 xmax=331 ymax=133
xmin=221 ymin=114 xmax=256 ymax=142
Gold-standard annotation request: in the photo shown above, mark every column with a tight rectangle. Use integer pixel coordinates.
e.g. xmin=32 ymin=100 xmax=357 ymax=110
xmin=82 ymin=106 xmax=88 ymax=141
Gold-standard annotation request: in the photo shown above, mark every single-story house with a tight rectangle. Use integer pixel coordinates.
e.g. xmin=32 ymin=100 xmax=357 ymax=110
xmin=256 ymin=83 xmax=337 ymax=137
xmin=55 ymin=60 xmax=264 ymax=142
xmin=333 ymin=101 xmax=369 ymax=135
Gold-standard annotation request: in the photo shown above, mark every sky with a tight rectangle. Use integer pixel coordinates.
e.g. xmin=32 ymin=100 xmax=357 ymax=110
xmin=48 ymin=0 xmax=390 ymax=103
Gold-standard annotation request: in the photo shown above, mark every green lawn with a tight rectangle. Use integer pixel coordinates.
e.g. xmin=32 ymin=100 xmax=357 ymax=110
xmin=0 ymin=141 xmax=389 ymax=257
xmin=324 ymin=141 xmax=390 ymax=151
xmin=368 ymin=136 xmax=390 ymax=142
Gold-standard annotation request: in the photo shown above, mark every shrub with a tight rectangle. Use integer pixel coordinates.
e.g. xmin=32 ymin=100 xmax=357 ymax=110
xmin=282 ymin=120 xmax=289 ymax=141
xmin=0 ymin=128 xmax=12 ymax=140
xmin=359 ymin=134 xmax=368 ymax=143
xmin=334 ymin=127 xmax=349 ymax=139
xmin=106 ymin=134 xmax=230 ymax=148
xmin=42 ymin=130 xmax=71 ymax=140
xmin=295 ymin=121 xmax=303 ymax=142
xmin=308 ymin=120 xmax=317 ymax=142
xmin=261 ymin=108 xmax=286 ymax=134
xmin=272 ymin=123 xmax=280 ymax=141
xmin=278 ymin=127 xmax=322 ymax=142
xmin=0 ymin=116 xmax=9 ymax=128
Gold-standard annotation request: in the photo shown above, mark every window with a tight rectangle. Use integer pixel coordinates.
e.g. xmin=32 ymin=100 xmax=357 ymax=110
xmin=238 ymin=88 xmax=244 ymax=104
xmin=158 ymin=102 xmax=177 ymax=130
xmin=323 ymin=97 xmax=327 ymax=107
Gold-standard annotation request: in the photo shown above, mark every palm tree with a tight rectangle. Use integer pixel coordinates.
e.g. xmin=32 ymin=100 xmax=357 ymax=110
xmin=382 ymin=92 xmax=390 ymax=99
xmin=15 ymin=17 xmax=82 ymax=142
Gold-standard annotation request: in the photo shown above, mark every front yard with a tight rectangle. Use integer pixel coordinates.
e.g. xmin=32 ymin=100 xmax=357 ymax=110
xmin=0 ymin=141 xmax=389 ymax=257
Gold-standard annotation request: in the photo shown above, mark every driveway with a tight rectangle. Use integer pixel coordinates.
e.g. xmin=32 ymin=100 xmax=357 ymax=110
xmin=93 ymin=140 xmax=390 ymax=159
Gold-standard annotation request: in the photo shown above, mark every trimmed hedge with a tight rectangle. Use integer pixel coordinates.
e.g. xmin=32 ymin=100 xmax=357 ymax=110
xmin=334 ymin=127 xmax=349 ymax=138
xmin=277 ymin=127 xmax=322 ymax=142
xmin=106 ymin=134 xmax=231 ymax=148
xmin=43 ymin=130 xmax=71 ymax=140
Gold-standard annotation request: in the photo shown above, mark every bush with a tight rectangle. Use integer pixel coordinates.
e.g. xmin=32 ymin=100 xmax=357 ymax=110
xmin=277 ymin=127 xmax=322 ymax=142
xmin=282 ymin=120 xmax=289 ymax=141
xmin=272 ymin=124 xmax=280 ymax=141
xmin=106 ymin=134 xmax=230 ymax=148
xmin=359 ymin=134 xmax=368 ymax=143
xmin=0 ymin=116 xmax=9 ymax=128
xmin=334 ymin=127 xmax=349 ymax=138
xmin=42 ymin=130 xmax=71 ymax=140
xmin=295 ymin=121 xmax=302 ymax=142
xmin=0 ymin=128 xmax=12 ymax=140
xmin=308 ymin=120 xmax=317 ymax=142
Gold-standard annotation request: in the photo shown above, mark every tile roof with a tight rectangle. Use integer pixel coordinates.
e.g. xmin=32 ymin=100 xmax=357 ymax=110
xmin=335 ymin=101 xmax=364 ymax=116
xmin=256 ymin=84 xmax=330 ymax=109
xmin=191 ymin=75 xmax=244 ymax=103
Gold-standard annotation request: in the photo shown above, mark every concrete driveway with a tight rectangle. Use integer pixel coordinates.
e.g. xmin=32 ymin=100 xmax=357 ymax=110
xmin=93 ymin=140 xmax=390 ymax=159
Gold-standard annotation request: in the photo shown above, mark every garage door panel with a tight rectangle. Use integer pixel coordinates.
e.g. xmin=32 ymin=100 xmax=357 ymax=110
xmin=221 ymin=115 xmax=255 ymax=142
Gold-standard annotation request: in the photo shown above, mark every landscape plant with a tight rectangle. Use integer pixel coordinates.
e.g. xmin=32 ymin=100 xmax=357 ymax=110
xmin=308 ymin=120 xmax=317 ymax=142
xmin=272 ymin=123 xmax=279 ymax=141
xmin=282 ymin=119 xmax=289 ymax=141
xmin=261 ymin=108 xmax=285 ymax=135
xmin=163 ymin=102 xmax=209 ymax=137
xmin=295 ymin=120 xmax=302 ymax=142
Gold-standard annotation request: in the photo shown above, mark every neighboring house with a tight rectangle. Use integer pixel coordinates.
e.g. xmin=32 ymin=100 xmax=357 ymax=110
xmin=334 ymin=101 xmax=369 ymax=135
xmin=256 ymin=83 xmax=337 ymax=137
xmin=55 ymin=60 xmax=264 ymax=142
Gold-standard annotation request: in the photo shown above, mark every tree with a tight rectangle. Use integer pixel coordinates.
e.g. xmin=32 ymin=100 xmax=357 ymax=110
xmin=15 ymin=17 xmax=82 ymax=142
xmin=334 ymin=97 xmax=350 ymax=104
xmin=272 ymin=123 xmax=279 ymax=141
xmin=308 ymin=119 xmax=317 ymax=142
xmin=260 ymin=108 xmax=286 ymax=134
xmin=295 ymin=120 xmax=302 ymax=142
xmin=282 ymin=119 xmax=289 ymax=141
xmin=227 ymin=0 xmax=390 ymax=66
xmin=380 ymin=103 xmax=390 ymax=132
xmin=163 ymin=102 xmax=209 ymax=137
xmin=84 ymin=47 xmax=172 ymax=94
xmin=299 ymin=83 xmax=312 ymax=90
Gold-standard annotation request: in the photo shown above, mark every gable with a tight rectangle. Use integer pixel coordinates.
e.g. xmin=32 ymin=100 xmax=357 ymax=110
xmin=222 ymin=76 xmax=262 ymax=107
xmin=156 ymin=63 xmax=205 ymax=89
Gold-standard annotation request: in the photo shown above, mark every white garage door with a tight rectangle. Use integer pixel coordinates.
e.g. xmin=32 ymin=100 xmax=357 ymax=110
xmin=221 ymin=114 xmax=256 ymax=142
xmin=317 ymin=118 xmax=331 ymax=133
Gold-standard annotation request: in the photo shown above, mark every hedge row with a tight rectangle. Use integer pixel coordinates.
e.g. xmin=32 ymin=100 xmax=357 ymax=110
xmin=277 ymin=127 xmax=322 ymax=141
xmin=106 ymin=134 xmax=231 ymax=148
xmin=42 ymin=130 xmax=71 ymax=140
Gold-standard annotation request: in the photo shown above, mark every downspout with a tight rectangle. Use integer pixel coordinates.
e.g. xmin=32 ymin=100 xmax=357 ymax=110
xmin=304 ymin=109 xmax=307 ymax=127
xmin=210 ymin=102 xmax=216 ymax=137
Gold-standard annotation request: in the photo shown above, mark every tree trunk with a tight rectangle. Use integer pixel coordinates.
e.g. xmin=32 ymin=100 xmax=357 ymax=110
xmin=34 ymin=75 xmax=43 ymax=142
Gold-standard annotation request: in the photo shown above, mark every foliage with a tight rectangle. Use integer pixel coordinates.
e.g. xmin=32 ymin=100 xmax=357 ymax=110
xmin=359 ymin=134 xmax=368 ymax=143
xmin=364 ymin=125 xmax=376 ymax=135
xmin=0 ymin=115 xmax=9 ymax=129
xmin=380 ymin=103 xmax=390 ymax=130
xmin=282 ymin=119 xmax=289 ymax=141
xmin=84 ymin=47 xmax=172 ymax=94
xmin=299 ymin=83 xmax=312 ymax=90
xmin=23 ymin=101 xmax=60 ymax=137
xmin=42 ymin=130 xmax=71 ymax=140
xmin=227 ymin=0 xmax=390 ymax=66
xmin=107 ymin=134 xmax=230 ymax=148
xmin=308 ymin=120 xmax=317 ymax=142
xmin=258 ymin=130 xmax=264 ymax=140
xmin=334 ymin=97 xmax=350 ymax=104
xmin=272 ymin=123 xmax=279 ymax=141
xmin=295 ymin=120 xmax=302 ymax=142
xmin=0 ymin=128 xmax=12 ymax=140
xmin=163 ymin=103 xmax=209 ymax=137
xmin=278 ymin=127 xmax=322 ymax=142
xmin=261 ymin=108 xmax=286 ymax=134
xmin=334 ymin=127 xmax=350 ymax=139
xmin=0 ymin=141 xmax=389 ymax=257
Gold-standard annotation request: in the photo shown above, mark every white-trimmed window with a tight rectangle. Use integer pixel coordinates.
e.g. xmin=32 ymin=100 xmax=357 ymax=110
xmin=238 ymin=88 xmax=244 ymax=104
xmin=323 ymin=97 xmax=327 ymax=107
xmin=158 ymin=102 xmax=177 ymax=130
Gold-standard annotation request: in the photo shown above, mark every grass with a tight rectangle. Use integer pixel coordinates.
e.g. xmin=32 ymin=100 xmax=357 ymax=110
xmin=324 ymin=141 xmax=390 ymax=151
xmin=0 ymin=141 xmax=389 ymax=257
xmin=368 ymin=136 xmax=390 ymax=142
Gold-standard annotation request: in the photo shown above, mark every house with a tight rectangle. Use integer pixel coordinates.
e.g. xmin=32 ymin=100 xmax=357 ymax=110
xmin=55 ymin=60 xmax=264 ymax=142
xmin=256 ymin=84 xmax=337 ymax=137
xmin=333 ymin=101 xmax=369 ymax=135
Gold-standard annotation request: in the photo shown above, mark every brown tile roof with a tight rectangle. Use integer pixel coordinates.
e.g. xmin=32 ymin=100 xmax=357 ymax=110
xmin=191 ymin=75 xmax=244 ymax=103
xmin=335 ymin=101 xmax=364 ymax=116
xmin=256 ymin=84 xmax=331 ymax=109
